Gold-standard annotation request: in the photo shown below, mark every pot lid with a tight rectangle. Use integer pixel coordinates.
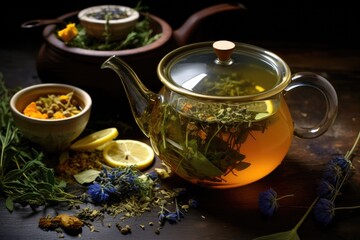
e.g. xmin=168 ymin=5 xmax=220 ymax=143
xmin=157 ymin=40 xmax=291 ymax=101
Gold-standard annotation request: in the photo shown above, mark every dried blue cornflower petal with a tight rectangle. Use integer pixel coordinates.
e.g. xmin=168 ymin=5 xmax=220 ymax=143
xmin=158 ymin=210 xmax=166 ymax=225
xmin=330 ymin=155 xmax=352 ymax=172
xmin=188 ymin=199 xmax=199 ymax=208
xmin=322 ymin=164 xmax=343 ymax=186
xmin=313 ymin=198 xmax=335 ymax=226
xmin=258 ymin=188 xmax=279 ymax=217
xmin=146 ymin=171 xmax=158 ymax=181
xmin=154 ymin=183 xmax=161 ymax=190
xmin=165 ymin=212 xmax=178 ymax=223
xmin=87 ymin=166 xmax=155 ymax=204
xmin=177 ymin=209 xmax=185 ymax=219
xmin=87 ymin=182 xmax=115 ymax=203
xmin=175 ymin=198 xmax=184 ymax=220
xmin=258 ymin=188 xmax=294 ymax=217
xmin=317 ymin=180 xmax=336 ymax=199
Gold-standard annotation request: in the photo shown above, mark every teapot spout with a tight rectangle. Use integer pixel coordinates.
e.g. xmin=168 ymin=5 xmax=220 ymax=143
xmin=101 ymin=55 xmax=158 ymax=137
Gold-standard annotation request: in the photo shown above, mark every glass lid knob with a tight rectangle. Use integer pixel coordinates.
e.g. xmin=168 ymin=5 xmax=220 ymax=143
xmin=213 ymin=40 xmax=235 ymax=65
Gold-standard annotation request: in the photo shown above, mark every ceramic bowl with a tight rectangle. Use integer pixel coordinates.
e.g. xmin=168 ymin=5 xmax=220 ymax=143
xmin=78 ymin=5 xmax=140 ymax=41
xmin=10 ymin=83 xmax=92 ymax=153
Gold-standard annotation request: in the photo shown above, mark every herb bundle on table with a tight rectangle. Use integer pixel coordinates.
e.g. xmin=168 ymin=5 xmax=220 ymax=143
xmin=0 ymin=75 xmax=80 ymax=211
xmin=0 ymin=75 xmax=198 ymax=237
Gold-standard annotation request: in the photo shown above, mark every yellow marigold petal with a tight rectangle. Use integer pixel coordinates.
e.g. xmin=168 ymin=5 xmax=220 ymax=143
xmin=23 ymin=102 xmax=48 ymax=119
xmin=53 ymin=111 xmax=66 ymax=119
xmin=58 ymin=23 xmax=78 ymax=43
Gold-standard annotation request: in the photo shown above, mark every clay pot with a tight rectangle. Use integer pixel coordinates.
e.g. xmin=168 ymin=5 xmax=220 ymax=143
xmin=36 ymin=3 xmax=245 ymax=123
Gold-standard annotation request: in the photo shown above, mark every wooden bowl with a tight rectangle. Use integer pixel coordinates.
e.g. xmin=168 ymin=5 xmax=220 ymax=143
xmin=37 ymin=11 xmax=172 ymax=123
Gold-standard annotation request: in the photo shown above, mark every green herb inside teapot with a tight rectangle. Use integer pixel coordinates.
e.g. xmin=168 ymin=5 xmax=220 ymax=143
xmin=101 ymin=40 xmax=338 ymax=188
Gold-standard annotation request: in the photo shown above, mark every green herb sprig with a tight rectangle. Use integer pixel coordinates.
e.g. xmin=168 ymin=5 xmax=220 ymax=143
xmin=0 ymin=75 xmax=81 ymax=212
xmin=2 ymin=155 xmax=80 ymax=211
xmin=66 ymin=16 xmax=161 ymax=51
xmin=153 ymin=96 xmax=269 ymax=183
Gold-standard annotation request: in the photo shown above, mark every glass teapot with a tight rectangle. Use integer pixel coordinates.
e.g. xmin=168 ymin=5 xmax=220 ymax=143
xmin=101 ymin=40 xmax=338 ymax=189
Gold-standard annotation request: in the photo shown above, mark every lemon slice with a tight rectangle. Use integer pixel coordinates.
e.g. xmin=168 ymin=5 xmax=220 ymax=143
xmin=103 ymin=140 xmax=155 ymax=170
xmin=70 ymin=128 xmax=119 ymax=151
xmin=248 ymin=100 xmax=276 ymax=121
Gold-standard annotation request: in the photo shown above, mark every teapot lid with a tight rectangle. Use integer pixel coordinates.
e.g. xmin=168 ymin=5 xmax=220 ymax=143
xmin=157 ymin=40 xmax=291 ymax=101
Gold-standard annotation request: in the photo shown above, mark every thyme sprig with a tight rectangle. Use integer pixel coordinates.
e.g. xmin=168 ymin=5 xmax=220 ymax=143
xmin=2 ymin=155 xmax=81 ymax=211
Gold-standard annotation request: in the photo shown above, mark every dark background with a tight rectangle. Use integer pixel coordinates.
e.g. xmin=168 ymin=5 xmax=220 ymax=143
xmin=1 ymin=0 xmax=359 ymax=50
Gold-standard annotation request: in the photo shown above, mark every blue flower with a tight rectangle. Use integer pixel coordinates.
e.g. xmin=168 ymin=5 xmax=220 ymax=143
xmin=317 ymin=180 xmax=336 ymax=199
xmin=313 ymin=198 xmax=335 ymax=226
xmin=258 ymin=188 xmax=294 ymax=217
xmin=258 ymin=188 xmax=279 ymax=217
xmin=158 ymin=210 xmax=166 ymax=225
xmin=158 ymin=200 xmax=184 ymax=226
xmin=329 ymin=155 xmax=351 ymax=173
xmin=88 ymin=182 xmax=111 ymax=203
xmin=322 ymin=164 xmax=343 ymax=186
xmin=146 ymin=171 xmax=158 ymax=180
xmin=175 ymin=198 xmax=184 ymax=220
xmin=188 ymin=199 xmax=199 ymax=208
xmin=165 ymin=212 xmax=178 ymax=223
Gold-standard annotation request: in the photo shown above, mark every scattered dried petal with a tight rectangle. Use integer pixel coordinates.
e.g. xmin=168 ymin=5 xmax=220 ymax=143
xmin=258 ymin=188 xmax=279 ymax=217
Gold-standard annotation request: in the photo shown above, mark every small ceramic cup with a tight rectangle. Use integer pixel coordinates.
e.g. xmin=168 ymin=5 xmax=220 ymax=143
xmin=10 ymin=83 xmax=92 ymax=153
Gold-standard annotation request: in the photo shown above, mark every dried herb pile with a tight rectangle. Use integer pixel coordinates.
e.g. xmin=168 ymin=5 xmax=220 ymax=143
xmin=0 ymin=74 xmax=198 ymax=237
xmin=60 ymin=2 xmax=162 ymax=51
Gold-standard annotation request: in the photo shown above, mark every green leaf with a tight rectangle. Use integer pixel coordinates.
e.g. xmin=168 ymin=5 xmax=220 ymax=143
xmin=3 ymin=169 xmax=23 ymax=181
xmin=74 ymin=169 xmax=101 ymax=184
xmin=253 ymin=230 xmax=299 ymax=240
xmin=12 ymin=192 xmax=45 ymax=203
xmin=190 ymin=151 xmax=224 ymax=177
xmin=45 ymin=168 xmax=56 ymax=185
xmin=2 ymin=180 xmax=31 ymax=190
xmin=34 ymin=182 xmax=54 ymax=193
xmin=5 ymin=196 xmax=14 ymax=212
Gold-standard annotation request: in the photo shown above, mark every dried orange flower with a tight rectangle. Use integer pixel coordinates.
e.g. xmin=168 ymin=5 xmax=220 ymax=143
xmin=182 ymin=103 xmax=193 ymax=112
xmin=58 ymin=23 xmax=78 ymax=43
xmin=197 ymin=129 xmax=207 ymax=140
xmin=23 ymin=102 xmax=48 ymax=119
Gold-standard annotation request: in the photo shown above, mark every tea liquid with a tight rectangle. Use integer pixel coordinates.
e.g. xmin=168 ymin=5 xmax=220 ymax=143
xmin=148 ymin=95 xmax=293 ymax=188
xmin=148 ymin=58 xmax=294 ymax=188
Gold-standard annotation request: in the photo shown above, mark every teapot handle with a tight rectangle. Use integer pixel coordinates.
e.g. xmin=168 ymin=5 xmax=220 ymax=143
xmin=284 ymin=72 xmax=338 ymax=139
xmin=173 ymin=3 xmax=247 ymax=46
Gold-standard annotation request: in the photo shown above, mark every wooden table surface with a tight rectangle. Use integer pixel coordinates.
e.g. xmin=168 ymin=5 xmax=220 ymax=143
xmin=1 ymin=40 xmax=360 ymax=240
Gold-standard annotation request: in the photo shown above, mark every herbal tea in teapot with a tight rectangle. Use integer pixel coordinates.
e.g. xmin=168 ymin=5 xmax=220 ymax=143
xmin=102 ymin=40 xmax=338 ymax=189
xmin=147 ymin=76 xmax=293 ymax=188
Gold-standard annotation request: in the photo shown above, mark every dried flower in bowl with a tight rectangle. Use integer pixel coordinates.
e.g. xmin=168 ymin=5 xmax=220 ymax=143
xmin=9 ymin=83 xmax=92 ymax=153
xmin=23 ymin=92 xmax=82 ymax=119
xmin=58 ymin=23 xmax=78 ymax=43
xmin=77 ymin=5 xmax=140 ymax=41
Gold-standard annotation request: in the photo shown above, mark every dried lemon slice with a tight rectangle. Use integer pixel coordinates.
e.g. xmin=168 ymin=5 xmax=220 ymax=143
xmin=70 ymin=128 xmax=119 ymax=151
xmin=103 ymin=140 xmax=155 ymax=170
